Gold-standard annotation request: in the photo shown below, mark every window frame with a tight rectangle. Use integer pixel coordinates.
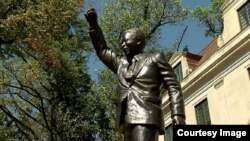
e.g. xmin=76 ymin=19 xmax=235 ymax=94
xmin=173 ymin=62 xmax=183 ymax=82
xmin=238 ymin=1 xmax=250 ymax=30
xmin=195 ymin=99 xmax=211 ymax=125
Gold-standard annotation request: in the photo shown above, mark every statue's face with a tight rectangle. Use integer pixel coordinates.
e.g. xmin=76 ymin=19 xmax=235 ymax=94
xmin=121 ymin=31 xmax=140 ymax=56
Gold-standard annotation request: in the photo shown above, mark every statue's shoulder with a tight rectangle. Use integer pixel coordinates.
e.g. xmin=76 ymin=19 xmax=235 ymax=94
xmin=148 ymin=52 xmax=166 ymax=62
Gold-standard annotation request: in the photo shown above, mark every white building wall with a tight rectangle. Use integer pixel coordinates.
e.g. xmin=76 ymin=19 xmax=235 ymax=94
xmin=219 ymin=0 xmax=248 ymax=46
xmin=160 ymin=1 xmax=250 ymax=140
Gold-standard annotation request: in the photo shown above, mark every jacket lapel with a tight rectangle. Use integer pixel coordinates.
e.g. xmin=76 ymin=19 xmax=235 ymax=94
xmin=117 ymin=58 xmax=130 ymax=88
xmin=129 ymin=53 xmax=148 ymax=87
xmin=118 ymin=54 xmax=148 ymax=87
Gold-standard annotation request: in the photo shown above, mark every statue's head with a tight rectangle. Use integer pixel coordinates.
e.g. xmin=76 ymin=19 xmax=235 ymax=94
xmin=120 ymin=28 xmax=146 ymax=56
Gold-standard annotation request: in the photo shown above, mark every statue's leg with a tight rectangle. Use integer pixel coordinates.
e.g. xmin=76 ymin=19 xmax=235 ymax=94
xmin=124 ymin=124 xmax=159 ymax=141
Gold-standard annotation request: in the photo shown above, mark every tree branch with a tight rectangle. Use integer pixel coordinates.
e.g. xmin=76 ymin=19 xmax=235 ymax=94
xmin=146 ymin=1 xmax=167 ymax=40
xmin=15 ymin=123 xmax=33 ymax=141
xmin=0 ymin=38 xmax=15 ymax=46
xmin=176 ymin=26 xmax=188 ymax=51
xmin=0 ymin=105 xmax=38 ymax=139
xmin=15 ymin=92 xmax=42 ymax=112
xmin=143 ymin=0 xmax=150 ymax=20
xmin=9 ymin=93 xmax=45 ymax=127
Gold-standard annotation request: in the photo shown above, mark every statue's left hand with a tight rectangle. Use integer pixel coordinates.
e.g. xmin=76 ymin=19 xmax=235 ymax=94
xmin=172 ymin=115 xmax=186 ymax=125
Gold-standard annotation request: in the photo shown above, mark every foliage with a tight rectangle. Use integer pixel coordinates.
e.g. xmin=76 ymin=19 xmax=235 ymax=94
xmin=101 ymin=0 xmax=189 ymax=53
xmin=0 ymin=113 xmax=15 ymax=141
xmin=192 ymin=0 xmax=224 ymax=37
xmin=0 ymin=0 xmax=96 ymax=140
xmin=90 ymin=69 xmax=123 ymax=141
xmin=91 ymin=0 xmax=189 ymax=140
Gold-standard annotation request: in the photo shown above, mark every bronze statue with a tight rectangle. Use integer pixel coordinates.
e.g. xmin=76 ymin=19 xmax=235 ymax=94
xmin=85 ymin=8 xmax=186 ymax=141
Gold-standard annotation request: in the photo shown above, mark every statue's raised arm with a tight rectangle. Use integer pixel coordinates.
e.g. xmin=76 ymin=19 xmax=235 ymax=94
xmin=85 ymin=7 xmax=120 ymax=73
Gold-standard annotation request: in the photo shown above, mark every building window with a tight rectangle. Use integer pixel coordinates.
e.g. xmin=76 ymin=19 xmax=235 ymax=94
xmin=195 ymin=99 xmax=211 ymax=125
xmin=238 ymin=1 xmax=250 ymax=30
xmin=174 ymin=62 xmax=183 ymax=82
xmin=164 ymin=125 xmax=173 ymax=141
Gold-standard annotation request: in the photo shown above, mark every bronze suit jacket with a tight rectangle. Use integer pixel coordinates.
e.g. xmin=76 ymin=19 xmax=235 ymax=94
xmin=89 ymin=26 xmax=185 ymax=134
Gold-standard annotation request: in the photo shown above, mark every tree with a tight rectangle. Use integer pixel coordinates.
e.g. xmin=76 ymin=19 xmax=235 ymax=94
xmin=192 ymin=0 xmax=224 ymax=37
xmin=0 ymin=112 xmax=15 ymax=141
xmin=0 ymin=0 xmax=96 ymax=140
xmin=101 ymin=0 xmax=188 ymax=52
xmin=91 ymin=0 xmax=189 ymax=140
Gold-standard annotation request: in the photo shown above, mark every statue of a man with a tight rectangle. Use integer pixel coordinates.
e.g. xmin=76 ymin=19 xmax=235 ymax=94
xmin=85 ymin=8 xmax=185 ymax=141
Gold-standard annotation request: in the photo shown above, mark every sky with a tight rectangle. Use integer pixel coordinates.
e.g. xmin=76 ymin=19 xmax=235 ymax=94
xmin=85 ymin=0 xmax=213 ymax=81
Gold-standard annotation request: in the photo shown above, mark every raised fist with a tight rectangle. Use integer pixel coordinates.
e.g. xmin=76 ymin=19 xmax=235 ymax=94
xmin=85 ymin=8 xmax=98 ymax=27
